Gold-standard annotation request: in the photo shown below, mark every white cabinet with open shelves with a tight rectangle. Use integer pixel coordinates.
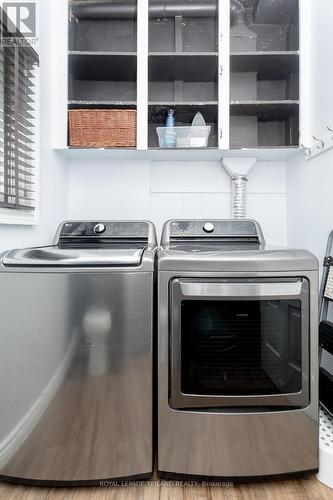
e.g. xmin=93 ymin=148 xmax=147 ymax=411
xmin=54 ymin=0 xmax=332 ymax=161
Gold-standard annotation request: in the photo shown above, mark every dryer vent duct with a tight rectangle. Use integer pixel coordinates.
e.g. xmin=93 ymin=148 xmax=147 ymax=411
xmin=230 ymin=0 xmax=257 ymax=49
xmin=222 ymin=157 xmax=257 ymax=220
xmin=71 ymin=0 xmax=218 ymax=19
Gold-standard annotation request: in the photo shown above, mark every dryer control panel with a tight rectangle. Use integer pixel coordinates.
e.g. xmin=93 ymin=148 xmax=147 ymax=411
xmin=169 ymin=220 xmax=260 ymax=239
xmin=162 ymin=219 xmax=266 ymax=248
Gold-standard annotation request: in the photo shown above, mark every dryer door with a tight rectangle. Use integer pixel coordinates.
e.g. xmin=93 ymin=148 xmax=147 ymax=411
xmin=169 ymin=278 xmax=310 ymax=410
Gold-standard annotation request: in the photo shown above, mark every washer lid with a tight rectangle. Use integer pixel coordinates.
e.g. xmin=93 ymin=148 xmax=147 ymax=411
xmin=2 ymin=245 xmax=146 ymax=267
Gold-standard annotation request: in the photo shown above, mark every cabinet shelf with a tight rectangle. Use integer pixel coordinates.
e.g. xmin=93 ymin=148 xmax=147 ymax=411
xmin=148 ymin=103 xmax=218 ymax=148
xmin=230 ymin=101 xmax=299 ymax=148
xmin=69 ymin=51 xmax=137 ymax=56
xmin=148 ymin=103 xmax=218 ymax=124
xmin=149 ymin=15 xmax=218 ymax=53
xmin=230 ymin=100 xmax=299 ymax=120
xmin=148 ymin=101 xmax=218 ymax=106
xmin=231 ymin=51 xmax=299 ymax=77
xmin=55 ymin=147 xmax=300 ymax=162
xmin=231 ymin=50 xmax=299 ymax=55
xmin=149 ymin=54 xmax=218 ymax=82
xmin=68 ymin=101 xmax=137 ymax=109
xmin=69 ymin=53 xmax=137 ymax=81
xmin=149 ymin=52 xmax=218 ymax=56
xmin=69 ymin=17 xmax=137 ymax=52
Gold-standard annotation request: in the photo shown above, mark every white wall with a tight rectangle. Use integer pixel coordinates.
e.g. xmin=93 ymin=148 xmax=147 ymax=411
xmin=68 ymin=159 xmax=288 ymax=245
xmin=287 ymin=148 xmax=333 ymax=264
xmin=0 ymin=0 xmax=68 ymax=253
xmin=0 ymin=0 xmax=70 ymax=462
xmin=287 ymin=148 xmax=333 ymax=372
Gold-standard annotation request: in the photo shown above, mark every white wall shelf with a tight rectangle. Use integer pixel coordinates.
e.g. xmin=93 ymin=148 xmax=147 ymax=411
xmin=54 ymin=147 xmax=300 ymax=162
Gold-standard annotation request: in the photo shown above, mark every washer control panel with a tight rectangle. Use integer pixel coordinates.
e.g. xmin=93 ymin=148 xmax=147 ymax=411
xmin=60 ymin=221 xmax=149 ymax=239
xmin=94 ymin=223 xmax=106 ymax=235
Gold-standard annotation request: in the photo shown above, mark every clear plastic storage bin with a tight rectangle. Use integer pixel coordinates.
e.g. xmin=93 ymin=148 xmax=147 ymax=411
xmin=157 ymin=126 xmax=211 ymax=149
xmin=317 ymin=407 xmax=333 ymax=490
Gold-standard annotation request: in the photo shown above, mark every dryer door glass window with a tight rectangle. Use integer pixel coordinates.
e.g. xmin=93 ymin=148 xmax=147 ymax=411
xmin=181 ymin=299 xmax=302 ymax=396
xmin=170 ymin=278 xmax=310 ymax=409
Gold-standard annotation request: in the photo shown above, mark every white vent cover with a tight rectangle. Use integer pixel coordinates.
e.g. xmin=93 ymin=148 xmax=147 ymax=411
xmin=317 ymin=407 xmax=333 ymax=489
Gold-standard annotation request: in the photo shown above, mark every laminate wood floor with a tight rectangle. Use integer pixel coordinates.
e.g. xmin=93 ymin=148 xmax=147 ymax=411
xmin=0 ymin=475 xmax=333 ymax=500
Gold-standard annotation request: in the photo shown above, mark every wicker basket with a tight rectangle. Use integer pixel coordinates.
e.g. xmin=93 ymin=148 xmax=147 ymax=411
xmin=68 ymin=109 xmax=137 ymax=148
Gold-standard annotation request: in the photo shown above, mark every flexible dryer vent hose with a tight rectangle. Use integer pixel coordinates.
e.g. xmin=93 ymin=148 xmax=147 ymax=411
xmin=222 ymin=157 xmax=257 ymax=220
xmin=232 ymin=175 xmax=248 ymax=220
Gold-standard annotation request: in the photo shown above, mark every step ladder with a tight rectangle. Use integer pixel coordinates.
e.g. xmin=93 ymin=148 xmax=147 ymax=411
xmin=317 ymin=230 xmax=333 ymax=489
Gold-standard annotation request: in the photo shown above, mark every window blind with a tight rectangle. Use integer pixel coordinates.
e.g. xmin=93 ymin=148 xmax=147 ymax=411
xmin=0 ymin=15 xmax=39 ymax=211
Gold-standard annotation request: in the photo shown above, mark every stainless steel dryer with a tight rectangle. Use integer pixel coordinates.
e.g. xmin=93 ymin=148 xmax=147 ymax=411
xmin=157 ymin=219 xmax=319 ymax=479
xmin=0 ymin=220 xmax=157 ymax=485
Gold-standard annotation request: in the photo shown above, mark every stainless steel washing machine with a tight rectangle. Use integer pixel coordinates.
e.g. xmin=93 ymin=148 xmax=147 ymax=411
xmin=0 ymin=220 xmax=157 ymax=485
xmin=157 ymin=219 xmax=319 ymax=479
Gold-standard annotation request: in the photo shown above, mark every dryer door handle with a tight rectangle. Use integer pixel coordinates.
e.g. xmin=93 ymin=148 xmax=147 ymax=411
xmin=178 ymin=279 xmax=304 ymax=299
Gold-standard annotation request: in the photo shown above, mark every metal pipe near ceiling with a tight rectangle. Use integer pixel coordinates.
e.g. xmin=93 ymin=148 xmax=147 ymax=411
xmin=155 ymin=0 xmax=217 ymax=18
xmin=71 ymin=0 xmax=218 ymax=19
xmin=72 ymin=1 xmax=136 ymax=19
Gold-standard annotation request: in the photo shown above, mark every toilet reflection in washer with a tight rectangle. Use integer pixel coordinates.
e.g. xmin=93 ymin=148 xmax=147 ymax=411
xmin=82 ymin=292 xmax=113 ymax=377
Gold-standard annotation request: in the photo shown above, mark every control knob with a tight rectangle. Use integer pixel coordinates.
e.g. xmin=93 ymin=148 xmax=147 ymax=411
xmin=203 ymin=222 xmax=215 ymax=233
xmin=94 ymin=223 xmax=106 ymax=235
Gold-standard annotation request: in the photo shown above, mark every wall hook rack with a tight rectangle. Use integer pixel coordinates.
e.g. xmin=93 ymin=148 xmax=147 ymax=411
xmin=327 ymin=126 xmax=333 ymax=139
xmin=312 ymin=135 xmax=325 ymax=149
xmin=300 ymin=143 xmax=312 ymax=157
